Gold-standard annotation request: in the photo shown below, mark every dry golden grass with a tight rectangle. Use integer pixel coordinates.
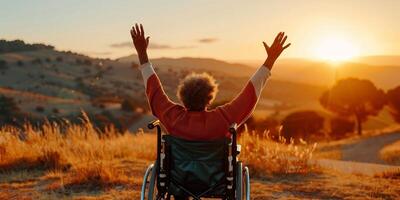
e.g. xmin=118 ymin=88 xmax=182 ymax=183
xmin=238 ymin=127 xmax=318 ymax=177
xmin=380 ymin=140 xmax=400 ymax=165
xmin=374 ymin=168 xmax=400 ymax=180
xmin=0 ymin=118 xmax=399 ymax=199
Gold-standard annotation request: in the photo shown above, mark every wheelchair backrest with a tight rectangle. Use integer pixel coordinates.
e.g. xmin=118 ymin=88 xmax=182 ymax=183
xmin=163 ymin=135 xmax=230 ymax=196
xmin=163 ymin=135 xmax=229 ymax=161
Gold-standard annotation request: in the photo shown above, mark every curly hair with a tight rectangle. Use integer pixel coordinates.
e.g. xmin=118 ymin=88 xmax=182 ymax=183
xmin=177 ymin=73 xmax=218 ymax=111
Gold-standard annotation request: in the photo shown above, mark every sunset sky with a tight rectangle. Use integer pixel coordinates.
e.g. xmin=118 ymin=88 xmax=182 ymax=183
xmin=1 ymin=0 xmax=400 ymax=61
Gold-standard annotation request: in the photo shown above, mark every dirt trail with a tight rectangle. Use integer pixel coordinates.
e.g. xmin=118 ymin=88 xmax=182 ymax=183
xmin=340 ymin=131 xmax=400 ymax=164
xmin=312 ymin=131 xmax=400 ymax=175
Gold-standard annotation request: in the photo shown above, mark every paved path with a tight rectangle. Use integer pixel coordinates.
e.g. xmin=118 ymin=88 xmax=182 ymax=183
xmin=313 ymin=131 xmax=400 ymax=175
xmin=340 ymin=131 xmax=400 ymax=164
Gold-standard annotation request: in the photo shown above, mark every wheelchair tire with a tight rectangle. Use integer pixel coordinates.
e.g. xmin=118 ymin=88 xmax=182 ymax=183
xmin=236 ymin=162 xmax=250 ymax=200
xmin=244 ymin=166 xmax=250 ymax=200
xmin=140 ymin=163 xmax=158 ymax=200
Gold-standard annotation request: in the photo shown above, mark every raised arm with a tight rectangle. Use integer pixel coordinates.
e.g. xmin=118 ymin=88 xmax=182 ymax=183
xmin=220 ymin=32 xmax=290 ymax=125
xmin=130 ymin=24 xmax=178 ymax=120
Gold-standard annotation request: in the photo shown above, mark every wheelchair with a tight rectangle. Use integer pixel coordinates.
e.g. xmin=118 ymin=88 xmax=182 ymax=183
xmin=141 ymin=119 xmax=250 ymax=200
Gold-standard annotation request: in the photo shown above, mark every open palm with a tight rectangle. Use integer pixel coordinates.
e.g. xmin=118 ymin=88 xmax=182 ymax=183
xmin=130 ymin=23 xmax=150 ymax=65
xmin=263 ymin=32 xmax=290 ymax=69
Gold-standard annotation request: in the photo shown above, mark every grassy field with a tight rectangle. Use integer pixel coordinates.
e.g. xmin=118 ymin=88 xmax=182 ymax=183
xmin=380 ymin=140 xmax=400 ymax=165
xmin=0 ymin=117 xmax=399 ymax=199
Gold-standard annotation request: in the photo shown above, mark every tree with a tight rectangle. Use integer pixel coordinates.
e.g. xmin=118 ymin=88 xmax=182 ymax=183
xmin=330 ymin=117 xmax=355 ymax=139
xmin=320 ymin=78 xmax=386 ymax=135
xmin=0 ymin=60 xmax=7 ymax=69
xmin=281 ymin=110 xmax=324 ymax=143
xmin=386 ymin=86 xmax=400 ymax=123
xmin=121 ymin=99 xmax=137 ymax=112
xmin=0 ymin=95 xmax=20 ymax=124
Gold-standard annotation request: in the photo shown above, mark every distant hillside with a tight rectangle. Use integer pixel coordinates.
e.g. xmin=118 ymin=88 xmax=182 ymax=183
xmin=118 ymin=54 xmax=255 ymax=77
xmin=0 ymin=39 xmax=54 ymax=53
xmin=0 ymin=40 xmax=145 ymax=129
xmin=240 ymin=58 xmax=400 ymax=90
xmin=117 ymin=54 xmax=327 ymax=107
xmin=1 ymin=39 xmax=397 ymax=131
xmin=355 ymin=55 xmax=400 ymax=66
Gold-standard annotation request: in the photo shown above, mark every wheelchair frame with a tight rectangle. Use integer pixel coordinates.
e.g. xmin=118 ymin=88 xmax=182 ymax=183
xmin=141 ymin=120 xmax=250 ymax=200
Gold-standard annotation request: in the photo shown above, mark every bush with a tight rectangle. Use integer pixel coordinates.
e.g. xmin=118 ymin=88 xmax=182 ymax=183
xmin=31 ymin=58 xmax=42 ymax=65
xmin=0 ymin=60 xmax=7 ymax=69
xmin=330 ymin=117 xmax=355 ymax=139
xmin=17 ymin=60 xmax=24 ymax=66
xmin=239 ymin=116 xmax=280 ymax=138
xmin=52 ymin=108 xmax=60 ymax=114
xmin=84 ymin=68 xmax=91 ymax=74
xmin=36 ymin=106 xmax=45 ymax=113
xmin=76 ymin=58 xmax=82 ymax=65
xmin=121 ymin=99 xmax=137 ymax=112
xmin=56 ymin=56 xmax=63 ymax=62
xmin=281 ymin=111 xmax=324 ymax=143
xmin=387 ymin=86 xmax=400 ymax=123
xmin=83 ymin=59 xmax=92 ymax=66
xmin=0 ymin=95 xmax=20 ymax=125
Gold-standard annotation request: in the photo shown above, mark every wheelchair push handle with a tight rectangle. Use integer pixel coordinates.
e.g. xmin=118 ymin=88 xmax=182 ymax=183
xmin=229 ymin=123 xmax=238 ymax=134
xmin=148 ymin=119 xmax=161 ymax=129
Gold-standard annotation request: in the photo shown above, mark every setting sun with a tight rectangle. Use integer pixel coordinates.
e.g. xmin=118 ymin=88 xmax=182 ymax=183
xmin=314 ymin=35 xmax=360 ymax=62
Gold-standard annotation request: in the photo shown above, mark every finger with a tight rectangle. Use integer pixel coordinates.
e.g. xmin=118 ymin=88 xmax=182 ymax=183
xmin=278 ymin=32 xmax=284 ymax=42
xmin=135 ymin=23 xmax=140 ymax=36
xmin=131 ymin=26 xmax=137 ymax=37
xmin=263 ymin=41 xmax=269 ymax=50
xmin=274 ymin=32 xmax=282 ymax=44
xmin=280 ymin=36 xmax=287 ymax=46
xmin=140 ymin=24 xmax=145 ymax=37
xmin=283 ymin=43 xmax=291 ymax=50
xmin=146 ymin=36 xmax=150 ymax=45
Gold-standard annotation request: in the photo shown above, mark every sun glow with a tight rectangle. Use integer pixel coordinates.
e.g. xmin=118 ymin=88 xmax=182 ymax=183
xmin=314 ymin=35 xmax=359 ymax=62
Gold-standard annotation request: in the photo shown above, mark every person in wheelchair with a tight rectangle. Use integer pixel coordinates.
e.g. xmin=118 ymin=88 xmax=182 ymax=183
xmin=131 ymin=24 xmax=290 ymax=200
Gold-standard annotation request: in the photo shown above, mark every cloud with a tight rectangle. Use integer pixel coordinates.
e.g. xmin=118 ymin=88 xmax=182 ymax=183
xmin=198 ymin=38 xmax=218 ymax=43
xmin=110 ymin=41 xmax=195 ymax=49
xmin=86 ymin=51 xmax=112 ymax=56
xmin=110 ymin=42 xmax=132 ymax=48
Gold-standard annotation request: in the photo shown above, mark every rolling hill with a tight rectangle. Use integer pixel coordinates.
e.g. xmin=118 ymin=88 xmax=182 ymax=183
xmin=240 ymin=57 xmax=400 ymax=90
xmin=1 ymin=40 xmax=398 ymax=131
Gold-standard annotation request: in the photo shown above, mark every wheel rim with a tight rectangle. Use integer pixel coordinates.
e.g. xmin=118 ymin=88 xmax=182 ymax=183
xmin=244 ymin=166 xmax=250 ymax=200
xmin=141 ymin=164 xmax=154 ymax=200
xmin=148 ymin=162 xmax=158 ymax=200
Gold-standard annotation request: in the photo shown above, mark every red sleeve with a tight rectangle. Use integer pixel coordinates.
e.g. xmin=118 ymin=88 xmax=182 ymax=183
xmin=219 ymin=81 xmax=258 ymax=125
xmin=219 ymin=65 xmax=271 ymax=125
xmin=139 ymin=62 xmax=183 ymax=125
xmin=146 ymin=74 xmax=179 ymax=120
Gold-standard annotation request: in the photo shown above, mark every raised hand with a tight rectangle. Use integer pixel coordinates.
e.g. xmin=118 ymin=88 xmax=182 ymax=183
xmin=130 ymin=23 xmax=149 ymax=65
xmin=263 ymin=32 xmax=291 ymax=70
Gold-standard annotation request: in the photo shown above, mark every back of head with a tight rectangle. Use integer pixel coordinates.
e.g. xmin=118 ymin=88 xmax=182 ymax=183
xmin=177 ymin=73 xmax=218 ymax=111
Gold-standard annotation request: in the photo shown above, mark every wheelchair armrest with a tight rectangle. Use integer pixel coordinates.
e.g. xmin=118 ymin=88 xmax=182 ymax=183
xmin=148 ymin=119 xmax=161 ymax=129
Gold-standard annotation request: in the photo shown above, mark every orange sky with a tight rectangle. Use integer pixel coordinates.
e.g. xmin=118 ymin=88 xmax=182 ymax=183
xmin=2 ymin=0 xmax=400 ymax=61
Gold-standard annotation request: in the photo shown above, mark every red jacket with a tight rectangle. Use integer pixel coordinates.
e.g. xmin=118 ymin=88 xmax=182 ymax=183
xmin=139 ymin=62 xmax=271 ymax=141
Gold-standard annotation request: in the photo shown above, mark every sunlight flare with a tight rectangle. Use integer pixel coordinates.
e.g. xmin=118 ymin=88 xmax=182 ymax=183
xmin=314 ymin=35 xmax=360 ymax=62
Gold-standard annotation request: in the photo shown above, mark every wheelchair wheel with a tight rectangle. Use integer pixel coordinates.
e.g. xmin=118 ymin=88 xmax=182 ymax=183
xmin=244 ymin=166 xmax=250 ymax=200
xmin=236 ymin=162 xmax=250 ymax=200
xmin=140 ymin=163 xmax=158 ymax=200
